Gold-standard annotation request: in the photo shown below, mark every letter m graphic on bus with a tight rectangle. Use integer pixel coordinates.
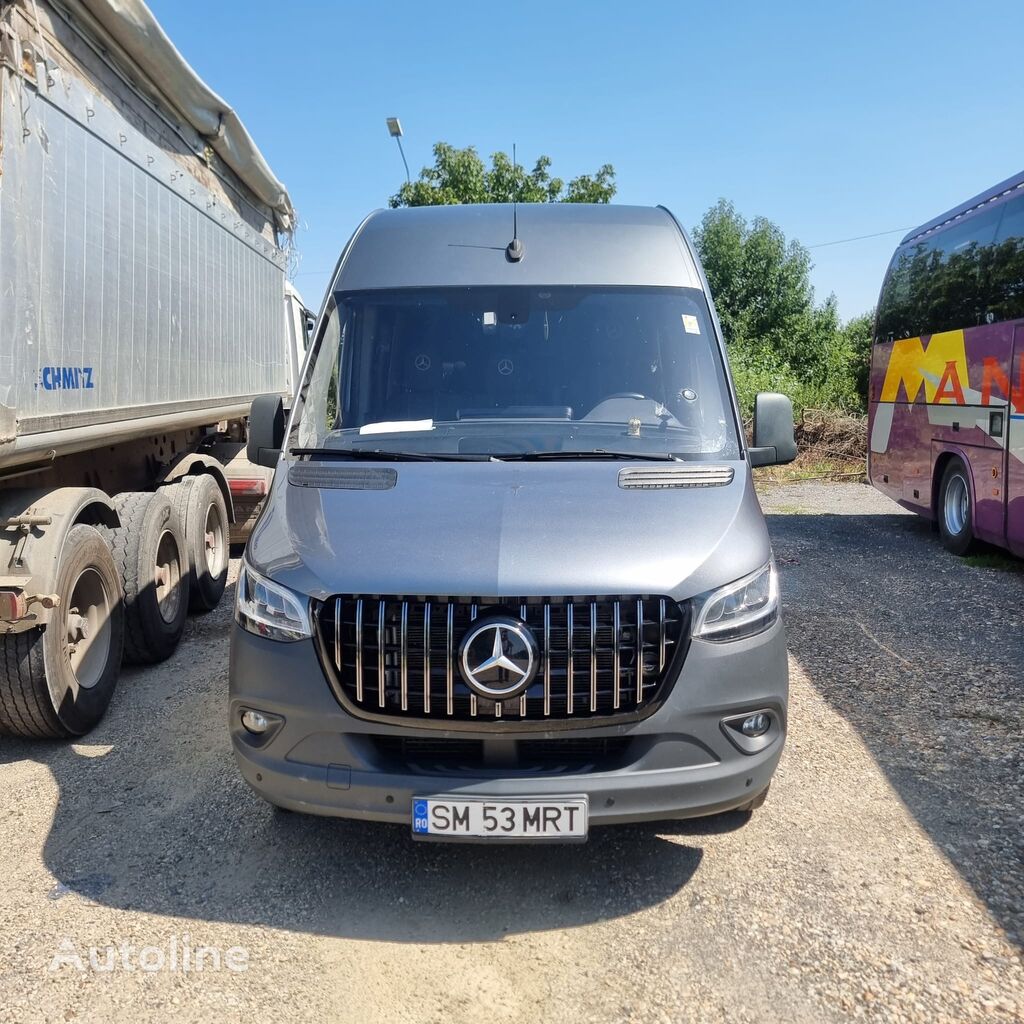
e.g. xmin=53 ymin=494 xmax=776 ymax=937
xmin=880 ymin=330 xmax=969 ymax=405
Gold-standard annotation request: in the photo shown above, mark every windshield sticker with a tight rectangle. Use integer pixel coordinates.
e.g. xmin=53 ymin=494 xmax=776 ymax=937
xmin=681 ymin=314 xmax=700 ymax=335
xmin=358 ymin=419 xmax=435 ymax=435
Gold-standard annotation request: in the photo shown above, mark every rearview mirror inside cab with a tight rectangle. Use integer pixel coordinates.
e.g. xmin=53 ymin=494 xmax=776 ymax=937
xmin=749 ymin=392 xmax=797 ymax=467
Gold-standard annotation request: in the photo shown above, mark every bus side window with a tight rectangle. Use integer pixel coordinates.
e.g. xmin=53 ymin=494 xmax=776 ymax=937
xmin=875 ymin=247 xmax=914 ymax=342
xmin=990 ymin=192 xmax=1024 ymax=324
xmin=930 ymin=205 xmax=1002 ymax=334
xmin=995 ymin=191 xmax=1024 ymax=243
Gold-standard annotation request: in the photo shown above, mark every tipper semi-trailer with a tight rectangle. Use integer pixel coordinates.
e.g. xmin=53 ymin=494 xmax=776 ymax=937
xmin=0 ymin=0 xmax=304 ymax=737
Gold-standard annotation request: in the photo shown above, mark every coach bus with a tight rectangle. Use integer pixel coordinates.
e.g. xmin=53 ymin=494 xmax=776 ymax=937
xmin=868 ymin=171 xmax=1024 ymax=557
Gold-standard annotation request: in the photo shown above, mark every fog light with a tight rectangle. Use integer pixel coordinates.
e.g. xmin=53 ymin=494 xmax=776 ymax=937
xmin=741 ymin=712 xmax=771 ymax=737
xmin=241 ymin=710 xmax=271 ymax=735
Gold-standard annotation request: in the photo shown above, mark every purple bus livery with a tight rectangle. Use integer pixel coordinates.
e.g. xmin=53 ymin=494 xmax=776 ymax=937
xmin=868 ymin=170 xmax=1024 ymax=557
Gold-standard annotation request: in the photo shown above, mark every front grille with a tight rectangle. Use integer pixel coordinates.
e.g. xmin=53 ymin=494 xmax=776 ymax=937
xmin=316 ymin=596 xmax=689 ymax=724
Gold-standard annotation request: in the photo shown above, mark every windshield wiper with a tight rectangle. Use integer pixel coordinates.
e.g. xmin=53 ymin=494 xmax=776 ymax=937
xmin=289 ymin=447 xmax=487 ymax=462
xmin=490 ymin=450 xmax=681 ymax=462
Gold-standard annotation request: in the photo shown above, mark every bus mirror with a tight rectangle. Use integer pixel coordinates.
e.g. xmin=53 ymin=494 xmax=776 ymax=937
xmin=749 ymin=392 xmax=797 ymax=467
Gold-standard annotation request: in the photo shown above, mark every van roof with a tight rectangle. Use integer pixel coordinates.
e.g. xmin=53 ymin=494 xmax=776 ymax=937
xmin=901 ymin=169 xmax=1024 ymax=246
xmin=335 ymin=204 xmax=702 ymax=291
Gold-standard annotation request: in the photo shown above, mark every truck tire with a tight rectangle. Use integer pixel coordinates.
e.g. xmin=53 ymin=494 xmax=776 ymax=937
xmin=938 ymin=459 xmax=977 ymax=556
xmin=167 ymin=475 xmax=229 ymax=612
xmin=0 ymin=524 xmax=124 ymax=738
xmin=106 ymin=491 xmax=189 ymax=664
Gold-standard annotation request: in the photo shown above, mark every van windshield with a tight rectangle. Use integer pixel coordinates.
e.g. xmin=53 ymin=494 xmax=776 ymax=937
xmin=293 ymin=286 xmax=740 ymax=460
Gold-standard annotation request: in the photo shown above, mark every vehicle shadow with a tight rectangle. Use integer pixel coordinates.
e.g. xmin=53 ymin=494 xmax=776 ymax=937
xmin=766 ymin=507 xmax=1023 ymax=947
xmin=0 ymin=578 xmax=721 ymax=942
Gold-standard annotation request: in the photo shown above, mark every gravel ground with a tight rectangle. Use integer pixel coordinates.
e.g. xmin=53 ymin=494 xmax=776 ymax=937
xmin=0 ymin=480 xmax=1021 ymax=1023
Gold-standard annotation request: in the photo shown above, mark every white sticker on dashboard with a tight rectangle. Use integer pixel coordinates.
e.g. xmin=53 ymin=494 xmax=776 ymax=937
xmin=358 ymin=419 xmax=434 ymax=435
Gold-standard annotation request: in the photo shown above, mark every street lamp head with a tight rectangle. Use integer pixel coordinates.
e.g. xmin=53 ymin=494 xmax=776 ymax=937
xmin=386 ymin=117 xmax=403 ymax=138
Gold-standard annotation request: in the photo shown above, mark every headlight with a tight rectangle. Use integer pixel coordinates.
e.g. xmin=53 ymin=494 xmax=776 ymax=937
xmin=692 ymin=562 xmax=779 ymax=642
xmin=235 ymin=562 xmax=311 ymax=642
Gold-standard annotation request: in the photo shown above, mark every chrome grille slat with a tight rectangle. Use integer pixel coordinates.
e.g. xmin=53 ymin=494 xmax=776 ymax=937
xmin=400 ymin=601 xmax=409 ymax=711
xmin=446 ymin=603 xmax=454 ymax=715
xmin=469 ymin=603 xmax=478 ymax=718
xmin=659 ymin=598 xmax=666 ymax=673
xmin=543 ymin=603 xmax=551 ymax=717
xmin=589 ymin=603 xmax=598 ymax=713
xmin=322 ymin=595 xmax=688 ymax=723
xmin=423 ymin=602 xmax=431 ymax=714
xmin=636 ymin=599 xmax=644 ymax=706
xmin=520 ymin=603 xmax=528 ymax=717
xmin=613 ymin=600 xmax=621 ymax=710
xmin=334 ymin=598 xmax=342 ymax=683
xmin=355 ymin=599 xmax=364 ymax=702
xmin=566 ymin=603 xmax=574 ymax=716
xmin=378 ymin=600 xmax=386 ymax=709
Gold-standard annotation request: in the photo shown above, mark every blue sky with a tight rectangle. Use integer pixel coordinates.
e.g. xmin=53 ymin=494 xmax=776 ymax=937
xmin=150 ymin=0 xmax=1023 ymax=322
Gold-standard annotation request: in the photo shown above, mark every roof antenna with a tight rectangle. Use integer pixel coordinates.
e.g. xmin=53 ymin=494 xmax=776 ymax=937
xmin=506 ymin=142 xmax=525 ymax=262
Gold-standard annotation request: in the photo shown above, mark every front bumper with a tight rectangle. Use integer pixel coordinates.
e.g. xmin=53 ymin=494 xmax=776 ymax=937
xmin=228 ymin=618 xmax=789 ymax=827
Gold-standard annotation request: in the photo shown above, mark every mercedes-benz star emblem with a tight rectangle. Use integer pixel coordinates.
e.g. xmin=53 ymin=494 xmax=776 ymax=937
xmin=458 ymin=616 xmax=538 ymax=699
xmin=414 ymin=353 xmax=431 ymax=372
xmin=497 ymin=357 xmax=514 ymax=376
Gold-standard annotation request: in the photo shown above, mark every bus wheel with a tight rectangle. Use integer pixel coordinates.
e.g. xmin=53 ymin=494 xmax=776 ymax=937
xmin=938 ymin=460 xmax=977 ymax=556
xmin=0 ymin=525 xmax=124 ymax=738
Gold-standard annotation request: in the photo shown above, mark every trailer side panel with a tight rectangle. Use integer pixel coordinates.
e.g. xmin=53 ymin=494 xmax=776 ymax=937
xmin=0 ymin=5 xmax=290 ymax=466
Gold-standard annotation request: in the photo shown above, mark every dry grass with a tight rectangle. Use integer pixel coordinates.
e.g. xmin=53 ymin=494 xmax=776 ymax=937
xmin=754 ymin=407 xmax=868 ymax=483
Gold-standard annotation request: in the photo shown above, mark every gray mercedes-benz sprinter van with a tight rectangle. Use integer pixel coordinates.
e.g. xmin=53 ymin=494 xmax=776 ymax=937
xmin=231 ymin=203 xmax=796 ymax=841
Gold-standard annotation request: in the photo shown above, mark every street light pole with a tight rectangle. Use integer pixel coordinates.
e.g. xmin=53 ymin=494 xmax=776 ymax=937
xmin=386 ymin=117 xmax=411 ymax=184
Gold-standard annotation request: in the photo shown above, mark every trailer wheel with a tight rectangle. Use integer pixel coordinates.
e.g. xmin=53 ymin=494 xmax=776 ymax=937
xmin=0 ymin=525 xmax=124 ymax=738
xmin=167 ymin=475 xmax=229 ymax=612
xmin=107 ymin=492 xmax=190 ymax=664
xmin=938 ymin=459 xmax=977 ymax=556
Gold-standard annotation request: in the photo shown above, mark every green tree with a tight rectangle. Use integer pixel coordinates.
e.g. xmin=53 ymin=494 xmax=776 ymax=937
xmin=390 ymin=142 xmax=615 ymax=207
xmin=837 ymin=310 xmax=875 ymax=404
xmin=692 ymin=199 xmax=873 ymax=413
xmin=693 ymin=199 xmax=838 ymax=376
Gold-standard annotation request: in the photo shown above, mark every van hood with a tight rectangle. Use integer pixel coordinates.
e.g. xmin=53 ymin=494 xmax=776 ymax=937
xmin=247 ymin=460 xmax=770 ymax=602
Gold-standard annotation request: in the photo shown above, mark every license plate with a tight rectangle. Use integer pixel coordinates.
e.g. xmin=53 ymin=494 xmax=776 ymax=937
xmin=411 ymin=796 xmax=588 ymax=841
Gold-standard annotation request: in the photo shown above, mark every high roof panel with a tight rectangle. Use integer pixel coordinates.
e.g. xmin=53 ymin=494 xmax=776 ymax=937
xmin=337 ymin=204 xmax=702 ymax=291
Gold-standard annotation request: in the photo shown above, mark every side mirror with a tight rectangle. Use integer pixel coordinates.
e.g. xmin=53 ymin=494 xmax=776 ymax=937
xmin=749 ymin=392 xmax=797 ymax=467
xmin=247 ymin=394 xmax=285 ymax=469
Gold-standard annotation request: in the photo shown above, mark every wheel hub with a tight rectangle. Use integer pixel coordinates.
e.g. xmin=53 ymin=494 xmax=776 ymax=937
xmin=944 ymin=474 xmax=969 ymax=536
xmin=67 ymin=612 xmax=90 ymax=642
xmin=64 ymin=568 xmax=112 ymax=690
xmin=154 ymin=530 xmax=183 ymax=624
